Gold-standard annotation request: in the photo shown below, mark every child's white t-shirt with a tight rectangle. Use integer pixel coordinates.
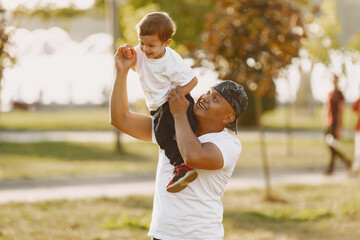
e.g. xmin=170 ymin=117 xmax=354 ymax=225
xmin=135 ymin=45 xmax=196 ymax=111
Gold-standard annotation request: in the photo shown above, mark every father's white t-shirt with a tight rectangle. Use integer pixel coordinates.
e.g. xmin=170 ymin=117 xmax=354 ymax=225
xmin=135 ymin=45 xmax=196 ymax=111
xmin=148 ymin=129 xmax=242 ymax=240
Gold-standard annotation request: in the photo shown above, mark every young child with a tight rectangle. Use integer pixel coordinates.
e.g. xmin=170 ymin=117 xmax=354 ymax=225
xmin=120 ymin=12 xmax=198 ymax=193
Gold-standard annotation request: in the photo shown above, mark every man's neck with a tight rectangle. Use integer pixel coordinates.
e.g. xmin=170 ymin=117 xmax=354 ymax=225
xmin=195 ymin=125 xmax=224 ymax=137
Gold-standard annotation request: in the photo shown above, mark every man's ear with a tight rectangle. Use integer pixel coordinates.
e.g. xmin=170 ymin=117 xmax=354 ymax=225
xmin=164 ymin=39 xmax=171 ymax=47
xmin=223 ymin=114 xmax=235 ymax=125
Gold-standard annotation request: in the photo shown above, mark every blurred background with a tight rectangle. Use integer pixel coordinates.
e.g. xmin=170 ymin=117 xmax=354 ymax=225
xmin=0 ymin=0 xmax=360 ymax=239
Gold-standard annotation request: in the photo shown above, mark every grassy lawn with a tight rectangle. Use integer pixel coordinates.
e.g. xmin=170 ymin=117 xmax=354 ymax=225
xmin=0 ymin=137 xmax=354 ymax=180
xmin=0 ymin=141 xmax=159 ymax=180
xmin=261 ymin=106 xmax=357 ymax=131
xmin=238 ymin=137 xmax=353 ymax=169
xmin=0 ymin=108 xmax=111 ymax=131
xmin=0 ymin=181 xmax=359 ymax=240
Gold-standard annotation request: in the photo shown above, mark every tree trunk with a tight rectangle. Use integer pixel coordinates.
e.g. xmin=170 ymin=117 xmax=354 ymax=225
xmin=285 ymin=102 xmax=293 ymax=157
xmin=114 ymin=128 xmax=122 ymax=152
xmin=285 ymin=76 xmax=293 ymax=157
xmin=254 ymin=93 xmax=272 ymax=199
xmin=106 ymin=0 xmax=119 ymax=53
xmin=106 ymin=0 xmax=123 ymax=152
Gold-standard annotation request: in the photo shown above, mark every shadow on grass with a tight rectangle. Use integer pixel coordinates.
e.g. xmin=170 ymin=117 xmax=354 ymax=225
xmin=0 ymin=141 xmax=157 ymax=162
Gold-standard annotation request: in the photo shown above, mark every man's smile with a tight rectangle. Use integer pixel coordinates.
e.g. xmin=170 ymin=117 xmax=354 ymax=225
xmin=197 ymin=99 xmax=207 ymax=110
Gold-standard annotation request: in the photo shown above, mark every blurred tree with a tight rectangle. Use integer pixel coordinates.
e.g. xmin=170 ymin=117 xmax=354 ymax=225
xmin=347 ymin=32 xmax=360 ymax=63
xmin=297 ymin=0 xmax=342 ymax=111
xmin=0 ymin=6 xmax=16 ymax=89
xmin=105 ymin=0 xmax=123 ymax=152
xmin=199 ymin=0 xmax=304 ymax=201
xmin=123 ymin=0 xmax=214 ymax=54
xmin=0 ymin=4 xmax=16 ymax=135
xmin=117 ymin=3 xmax=161 ymax=47
xmin=13 ymin=4 xmax=87 ymax=20
xmin=302 ymin=0 xmax=341 ymax=65
xmin=200 ymin=0 xmax=304 ymax=126
xmin=347 ymin=32 xmax=360 ymax=52
xmin=9 ymin=0 xmax=105 ymax=39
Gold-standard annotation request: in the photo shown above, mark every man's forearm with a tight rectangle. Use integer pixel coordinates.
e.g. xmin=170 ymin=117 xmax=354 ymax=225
xmin=110 ymin=69 xmax=153 ymax=142
xmin=110 ymin=70 xmax=130 ymax=128
xmin=173 ymin=114 xmax=203 ymax=166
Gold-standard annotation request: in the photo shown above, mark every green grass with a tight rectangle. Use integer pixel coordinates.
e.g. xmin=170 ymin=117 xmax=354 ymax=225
xmin=0 ymin=137 xmax=354 ymax=180
xmin=238 ymin=137 xmax=354 ymax=169
xmin=0 ymin=108 xmax=111 ymax=131
xmin=261 ymin=106 xmax=357 ymax=131
xmin=0 ymin=141 xmax=158 ymax=180
xmin=222 ymin=181 xmax=360 ymax=240
xmin=0 ymin=182 xmax=359 ymax=240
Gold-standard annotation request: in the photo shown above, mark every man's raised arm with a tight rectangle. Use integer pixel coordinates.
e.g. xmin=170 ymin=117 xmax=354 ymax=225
xmin=110 ymin=46 xmax=152 ymax=142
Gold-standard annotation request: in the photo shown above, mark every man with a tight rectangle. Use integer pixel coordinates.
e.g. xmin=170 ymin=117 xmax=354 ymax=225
xmin=324 ymin=74 xmax=352 ymax=175
xmin=110 ymin=46 xmax=248 ymax=239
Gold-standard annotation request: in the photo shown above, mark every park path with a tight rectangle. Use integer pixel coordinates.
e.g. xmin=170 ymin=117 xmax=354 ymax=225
xmin=0 ymin=167 xmax=353 ymax=204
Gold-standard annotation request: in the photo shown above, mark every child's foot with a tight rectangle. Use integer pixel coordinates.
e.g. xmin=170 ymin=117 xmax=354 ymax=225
xmin=166 ymin=164 xmax=198 ymax=193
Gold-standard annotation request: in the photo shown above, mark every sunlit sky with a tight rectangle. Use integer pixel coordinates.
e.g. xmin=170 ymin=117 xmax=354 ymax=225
xmin=2 ymin=0 xmax=95 ymax=10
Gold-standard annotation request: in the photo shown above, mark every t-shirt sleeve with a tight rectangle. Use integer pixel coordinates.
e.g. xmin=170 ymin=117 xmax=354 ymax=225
xmin=168 ymin=50 xmax=196 ymax=87
xmin=208 ymin=134 xmax=241 ymax=170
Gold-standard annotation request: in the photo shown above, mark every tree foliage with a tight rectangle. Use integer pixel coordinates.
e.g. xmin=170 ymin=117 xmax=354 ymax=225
xmin=301 ymin=0 xmax=341 ymax=65
xmin=117 ymin=3 xmax=161 ymax=47
xmin=199 ymin=0 xmax=304 ymax=125
xmin=124 ymin=0 xmax=214 ymax=50
xmin=12 ymin=0 xmax=107 ymax=20
xmin=14 ymin=4 xmax=86 ymax=20
xmin=201 ymin=0 xmax=304 ymax=97
xmin=0 ymin=7 xmax=16 ymax=85
xmin=347 ymin=32 xmax=360 ymax=52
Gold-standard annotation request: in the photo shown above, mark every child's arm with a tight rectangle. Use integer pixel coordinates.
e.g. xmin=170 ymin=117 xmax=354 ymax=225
xmin=181 ymin=77 xmax=198 ymax=95
xmin=121 ymin=44 xmax=136 ymax=71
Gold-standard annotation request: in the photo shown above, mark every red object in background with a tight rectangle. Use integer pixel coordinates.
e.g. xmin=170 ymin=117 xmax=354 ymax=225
xmin=353 ymin=99 xmax=360 ymax=131
xmin=12 ymin=101 xmax=39 ymax=111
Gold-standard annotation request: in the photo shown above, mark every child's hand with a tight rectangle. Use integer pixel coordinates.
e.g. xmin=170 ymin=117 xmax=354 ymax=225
xmin=121 ymin=44 xmax=135 ymax=60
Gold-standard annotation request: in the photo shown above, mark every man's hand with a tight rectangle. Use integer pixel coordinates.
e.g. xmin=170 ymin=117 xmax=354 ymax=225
xmin=114 ymin=45 xmax=136 ymax=72
xmin=168 ymin=86 xmax=189 ymax=118
xmin=121 ymin=44 xmax=136 ymax=60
